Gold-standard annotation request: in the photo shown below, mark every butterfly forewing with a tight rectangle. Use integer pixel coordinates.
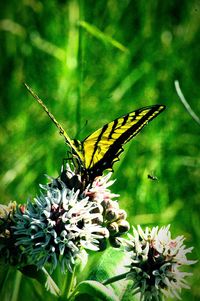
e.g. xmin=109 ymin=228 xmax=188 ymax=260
xmin=82 ymin=105 xmax=165 ymax=177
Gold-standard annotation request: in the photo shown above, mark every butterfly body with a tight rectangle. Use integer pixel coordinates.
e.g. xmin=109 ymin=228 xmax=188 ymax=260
xmin=25 ymin=84 xmax=165 ymax=183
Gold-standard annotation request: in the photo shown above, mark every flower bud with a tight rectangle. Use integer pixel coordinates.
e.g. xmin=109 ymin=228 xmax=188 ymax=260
xmin=118 ymin=220 xmax=130 ymax=234
xmin=107 ymin=222 xmax=119 ymax=235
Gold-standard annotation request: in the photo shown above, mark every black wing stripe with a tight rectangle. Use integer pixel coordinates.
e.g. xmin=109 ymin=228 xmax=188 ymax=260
xmin=88 ymin=123 xmax=108 ymax=169
xmin=108 ymin=119 xmax=118 ymax=139
xmin=108 ymin=113 xmax=135 ymax=140
xmin=121 ymin=114 xmax=129 ymax=126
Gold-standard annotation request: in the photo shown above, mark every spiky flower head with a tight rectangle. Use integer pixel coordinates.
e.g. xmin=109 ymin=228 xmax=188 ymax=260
xmin=121 ymin=225 xmax=196 ymax=301
xmin=59 ymin=165 xmax=130 ymax=248
xmin=13 ymin=179 xmax=109 ymax=273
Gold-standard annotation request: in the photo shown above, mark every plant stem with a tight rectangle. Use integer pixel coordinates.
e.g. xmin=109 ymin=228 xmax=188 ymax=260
xmin=175 ymin=80 xmax=200 ymax=126
xmin=65 ymin=266 xmax=76 ymax=300
xmin=76 ymin=0 xmax=84 ymax=137
xmin=102 ymin=272 xmax=128 ymax=286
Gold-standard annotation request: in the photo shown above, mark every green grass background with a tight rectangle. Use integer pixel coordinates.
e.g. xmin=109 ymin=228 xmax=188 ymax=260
xmin=0 ymin=0 xmax=199 ymax=300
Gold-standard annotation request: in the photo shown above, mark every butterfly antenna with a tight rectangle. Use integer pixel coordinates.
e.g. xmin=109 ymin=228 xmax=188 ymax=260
xmin=24 ymin=83 xmax=72 ymax=144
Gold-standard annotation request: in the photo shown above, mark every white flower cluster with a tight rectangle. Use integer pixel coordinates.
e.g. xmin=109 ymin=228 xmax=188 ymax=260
xmin=14 ymin=181 xmax=108 ymax=273
xmin=85 ymin=172 xmax=119 ymax=204
xmin=122 ymin=225 xmax=196 ymax=301
xmin=85 ymin=172 xmax=130 ymax=247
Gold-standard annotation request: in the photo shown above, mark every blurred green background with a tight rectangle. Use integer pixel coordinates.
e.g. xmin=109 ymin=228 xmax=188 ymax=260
xmin=0 ymin=0 xmax=199 ymax=300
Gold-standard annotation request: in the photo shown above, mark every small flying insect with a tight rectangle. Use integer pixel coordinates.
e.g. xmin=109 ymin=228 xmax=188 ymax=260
xmin=147 ymin=173 xmax=158 ymax=181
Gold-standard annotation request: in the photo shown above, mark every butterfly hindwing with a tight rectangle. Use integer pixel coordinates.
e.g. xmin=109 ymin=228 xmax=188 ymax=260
xmin=82 ymin=105 xmax=165 ymax=177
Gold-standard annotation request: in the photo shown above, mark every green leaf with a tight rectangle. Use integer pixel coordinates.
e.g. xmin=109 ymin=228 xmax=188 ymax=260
xmin=71 ymin=280 xmax=119 ymax=301
xmin=78 ymin=21 xmax=128 ymax=52
xmin=20 ymin=265 xmax=61 ymax=296
xmin=84 ymin=247 xmax=131 ymax=300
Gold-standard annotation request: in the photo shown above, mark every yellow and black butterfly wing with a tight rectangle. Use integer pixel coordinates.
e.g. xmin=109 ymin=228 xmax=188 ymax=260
xmin=82 ymin=105 xmax=165 ymax=178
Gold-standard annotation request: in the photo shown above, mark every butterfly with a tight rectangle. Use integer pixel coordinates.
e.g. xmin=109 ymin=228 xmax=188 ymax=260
xmin=25 ymin=83 xmax=165 ymax=182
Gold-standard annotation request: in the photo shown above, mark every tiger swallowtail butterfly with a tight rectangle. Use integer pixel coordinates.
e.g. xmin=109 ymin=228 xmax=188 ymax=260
xmin=25 ymin=83 xmax=165 ymax=182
